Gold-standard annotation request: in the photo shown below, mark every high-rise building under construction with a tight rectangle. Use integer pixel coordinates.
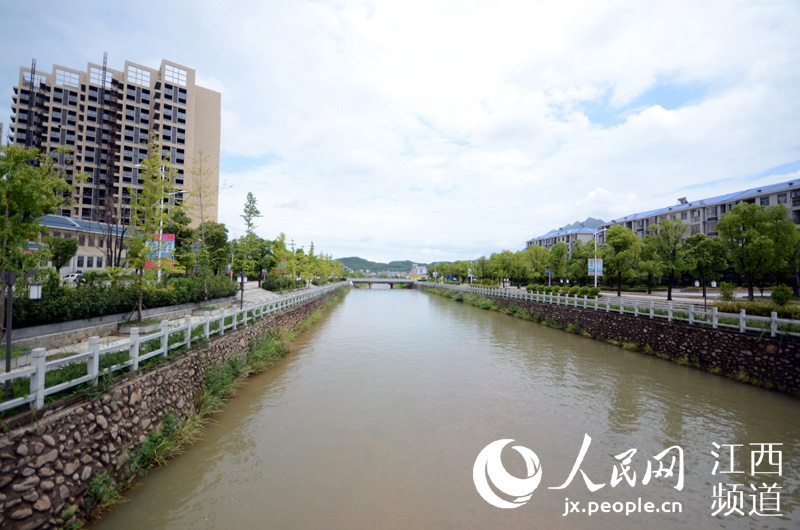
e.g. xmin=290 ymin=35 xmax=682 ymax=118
xmin=8 ymin=56 xmax=220 ymax=227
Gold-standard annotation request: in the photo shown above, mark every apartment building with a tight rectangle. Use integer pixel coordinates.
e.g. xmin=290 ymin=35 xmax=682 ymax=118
xmin=39 ymin=214 xmax=126 ymax=275
xmin=526 ymin=226 xmax=600 ymax=257
xmin=8 ymin=56 xmax=220 ymax=227
xmin=596 ymin=179 xmax=800 ymax=244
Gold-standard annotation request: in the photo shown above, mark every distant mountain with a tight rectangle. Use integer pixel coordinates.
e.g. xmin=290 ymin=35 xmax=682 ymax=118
xmin=560 ymin=217 xmax=606 ymax=230
xmin=336 ymin=257 xmax=428 ymax=273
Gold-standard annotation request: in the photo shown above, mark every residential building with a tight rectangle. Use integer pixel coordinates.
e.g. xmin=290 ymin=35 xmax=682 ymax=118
xmin=38 ymin=214 xmax=127 ymax=276
xmin=409 ymin=264 xmax=427 ymax=280
xmin=526 ymin=226 xmax=599 ymax=257
xmin=8 ymin=56 xmax=220 ymax=228
xmin=596 ymin=179 xmax=800 ymax=244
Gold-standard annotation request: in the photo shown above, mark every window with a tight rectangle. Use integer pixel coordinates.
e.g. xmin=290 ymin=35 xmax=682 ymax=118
xmin=127 ymin=66 xmax=151 ymax=86
xmin=55 ymin=69 xmax=80 ymax=88
xmin=96 ymin=257 xmax=103 ymax=268
xmin=88 ymin=236 xmax=95 ymax=247
xmin=86 ymin=256 xmax=94 ymax=268
xmin=89 ymin=67 xmax=113 ymax=88
xmin=778 ymin=193 xmax=787 ymax=204
xmin=164 ymin=64 xmax=188 ymax=87
xmin=98 ymin=238 xmax=104 ymax=249
xmin=760 ymin=197 xmax=770 ymax=206
xmin=52 ymin=231 xmax=61 ymax=238
xmin=77 ymin=256 xmax=84 ymax=268
xmin=680 ymin=211 xmax=688 ymax=220
xmin=78 ymin=234 xmax=86 ymax=245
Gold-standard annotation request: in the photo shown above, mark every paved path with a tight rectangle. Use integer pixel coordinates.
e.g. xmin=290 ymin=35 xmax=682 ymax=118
xmin=5 ymin=283 xmax=323 ymax=370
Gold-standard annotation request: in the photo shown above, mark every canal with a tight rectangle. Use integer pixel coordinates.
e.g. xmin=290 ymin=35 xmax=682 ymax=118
xmin=94 ymin=288 xmax=800 ymax=529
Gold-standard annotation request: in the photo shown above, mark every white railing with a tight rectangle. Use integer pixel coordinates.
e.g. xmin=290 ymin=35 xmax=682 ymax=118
xmin=0 ymin=283 xmax=344 ymax=413
xmin=425 ymin=283 xmax=799 ymax=340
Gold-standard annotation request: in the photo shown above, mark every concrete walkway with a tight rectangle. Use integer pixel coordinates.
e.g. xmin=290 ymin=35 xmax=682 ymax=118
xmin=4 ymin=283 xmax=320 ymax=371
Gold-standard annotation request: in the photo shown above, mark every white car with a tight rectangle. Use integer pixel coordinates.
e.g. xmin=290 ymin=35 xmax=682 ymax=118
xmin=62 ymin=273 xmax=83 ymax=284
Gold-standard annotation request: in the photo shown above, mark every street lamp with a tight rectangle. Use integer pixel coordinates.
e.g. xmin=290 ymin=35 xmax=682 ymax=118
xmin=3 ymin=270 xmax=42 ymax=397
xmin=592 ymin=228 xmax=608 ymax=289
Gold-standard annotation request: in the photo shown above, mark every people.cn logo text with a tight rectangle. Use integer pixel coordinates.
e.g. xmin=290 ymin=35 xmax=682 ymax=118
xmin=472 ymin=439 xmax=543 ymax=509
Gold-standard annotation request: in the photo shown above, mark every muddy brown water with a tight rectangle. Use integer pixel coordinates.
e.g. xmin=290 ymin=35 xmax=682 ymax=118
xmin=93 ymin=288 xmax=800 ymax=529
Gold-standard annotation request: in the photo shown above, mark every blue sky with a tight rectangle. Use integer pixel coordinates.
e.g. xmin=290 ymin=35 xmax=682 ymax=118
xmin=2 ymin=0 xmax=799 ymax=263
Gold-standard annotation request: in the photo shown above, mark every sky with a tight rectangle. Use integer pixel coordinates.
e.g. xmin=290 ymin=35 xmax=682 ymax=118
xmin=2 ymin=0 xmax=799 ymax=264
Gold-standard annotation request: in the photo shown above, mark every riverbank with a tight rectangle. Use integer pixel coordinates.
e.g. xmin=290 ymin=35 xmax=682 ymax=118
xmin=420 ymin=285 xmax=800 ymax=397
xmin=0 ymin=287 xmax=348 ymax=530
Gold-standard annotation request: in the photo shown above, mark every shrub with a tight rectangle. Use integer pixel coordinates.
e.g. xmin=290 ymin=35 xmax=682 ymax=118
xmin=771 ymin=284 xmax=792 ymax=306
xmin=578 ymin=287 xmax=589 ymax=297
xmin=718 ymin=282 xmax=737 ymax=302
xmin=588 ymin=287 xmax=601 ymax=298
xmin=568 ymin=286 xmax=580 ymax=296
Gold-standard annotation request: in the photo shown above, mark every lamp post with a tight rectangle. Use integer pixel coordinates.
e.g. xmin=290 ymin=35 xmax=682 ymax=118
xmin=592 ymin=228 xmax=608 ymax=289
xmin=3 ymin=270 xmax=42 ymax=397
xmin=239 ymin=271 xmax=246 ymax=310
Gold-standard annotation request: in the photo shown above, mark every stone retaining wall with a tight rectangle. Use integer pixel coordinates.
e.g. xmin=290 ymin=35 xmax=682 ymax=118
xmin=0 ymin=289 xmax=341 ymax=529
xmin=420 ymin=286 xmax=800 ymax=395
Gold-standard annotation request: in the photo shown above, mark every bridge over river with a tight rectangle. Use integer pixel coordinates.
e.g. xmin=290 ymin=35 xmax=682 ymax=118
xmin=348 ymin=277 xmax=419 ymax=288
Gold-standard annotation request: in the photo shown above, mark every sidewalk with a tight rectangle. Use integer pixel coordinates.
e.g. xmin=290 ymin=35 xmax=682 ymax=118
xmin=4 ymin=283 xmax=318 ymax=371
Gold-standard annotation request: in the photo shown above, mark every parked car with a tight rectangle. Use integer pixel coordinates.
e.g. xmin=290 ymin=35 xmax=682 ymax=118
xmin=62 ymin=273 xmax=83 ymax=284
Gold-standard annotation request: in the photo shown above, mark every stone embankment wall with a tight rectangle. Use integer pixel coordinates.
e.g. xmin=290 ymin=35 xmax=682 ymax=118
xmin=420 ymin=287 xmax=800 ymax=395
xmin=0 ymin=289 xmax=340 ymax=529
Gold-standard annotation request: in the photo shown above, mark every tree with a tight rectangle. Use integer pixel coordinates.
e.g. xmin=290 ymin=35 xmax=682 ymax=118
xmin=684 ymin=234 xmax=728 ymax=309
xmin=786 ymin=225 xmax=800 ymax=297
xmin=638 ymin=236 xmax=663 ymax=295
xmin=716 ymin=203 xmax=796 ymax=301
xmin=523 ymin=245 xmax=549 ymax=285
xmin=162 ymin=207 xmax=196 ymax=273
xmin=44 ymin=236 xmax=78 ymax=271
xmin=185 ymin=151 xmax=219 ymax=300
xmin=241 ymin=191 xmax=261 ymax=234
xmin=1 ymin=145 xmax=74 ymax=343
xmin=647 ymin=219 xmax=688 ymax=301
xmin=547 ymin=242 xmax=569 ymax=286
xmin=566 ymin=241 xmax=591 ymax=286
xmin=127 ymin=137 xmax=175 ymax=320
xmin=602 ymin=225 xmax=641 ymax=296
xmin=200 ymin=221 xmax=230 ymax=276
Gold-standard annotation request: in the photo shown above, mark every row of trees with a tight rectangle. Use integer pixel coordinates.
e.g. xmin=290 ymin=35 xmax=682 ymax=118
xmin=0 ymin=142 xmax=344 ymax=327
xmin=429 ymin=203 xmax=800 ymax=302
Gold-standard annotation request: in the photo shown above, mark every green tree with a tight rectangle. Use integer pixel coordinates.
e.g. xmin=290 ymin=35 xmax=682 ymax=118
xmin=1 ymin=145 xmax=74 ymax=340
xmin=44 ymin=236 xmax=79 ymax=271
xmin=566 ymin=241 xmax=592 ymax=286
xmin=241 ymin=191 xmax=261 ymax=234
xmin=638 ymin=236 xmax=663 ymax=295
xmin=647 ymin=219 xmax=688 ymax=301
xmin=200 ymin=221 xmax=230 ymax=276
xmin=163 ymin=207 xmax=196 ymax=274
xmin=523 ymin=245 xmax=549 ymax=284
xmin=602 ymin=225 xmax=642 ymax=296
xmin=684 ymin=234 xmax=728 ymax=308
xmin=127 ymin=138 xmax=176 ymax=320
xmin=717 ymin=203 xmax=796 ymax=301
xmin=547 ymin=242 xmax=569 ymax=286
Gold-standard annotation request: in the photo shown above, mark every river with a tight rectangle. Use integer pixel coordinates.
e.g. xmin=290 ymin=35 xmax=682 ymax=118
xmin=93 ymin=288 xmax=800 ymax=529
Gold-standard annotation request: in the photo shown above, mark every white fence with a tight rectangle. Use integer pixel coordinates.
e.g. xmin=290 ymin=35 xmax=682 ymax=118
xmin=426 ymin=283 xmax=800 ymax=340
xmin=0 ymin=284 xmax=343 ymax=413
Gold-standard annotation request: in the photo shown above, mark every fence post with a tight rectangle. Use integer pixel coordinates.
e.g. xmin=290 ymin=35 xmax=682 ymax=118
xmin=619 ymin=299 xmax=624 ymax=315
xmin=634 ymin=300 xmax=639 ymax=317
xmin=712 ymin=307 xmax=718 ymax=329
xmin=89 ymin=336 xmax=100 ymax=385
xmin=650 ymin=301 xmax=654 ymax=319
xmin=689 ymin=305 xmax=694 ymax=325
xmin=204 ymin=311 xmax=211 ymax=338
xmin=606 ymin=299 xmax=610 ymax=312
xmin=739 ymin=309 xmax=745 ymax=333
xmin=130 ymin=328 xmax=141 ymax=371
xmin=771 ymin=312 xmax=778 ymax=338
xmin=594 ymin=297 xmax=598 ymax=311
xmin=30 ymin=347 xmax=46 ymax=410
xmin=161 ymin=320 xmax=169 ymax=358
xmin=668 ymin=303 xmax=673 ymax=323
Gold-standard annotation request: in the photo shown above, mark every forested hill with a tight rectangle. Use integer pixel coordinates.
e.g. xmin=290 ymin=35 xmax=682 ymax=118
xmin=336 ymin=257 xmax=429 ymax=272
